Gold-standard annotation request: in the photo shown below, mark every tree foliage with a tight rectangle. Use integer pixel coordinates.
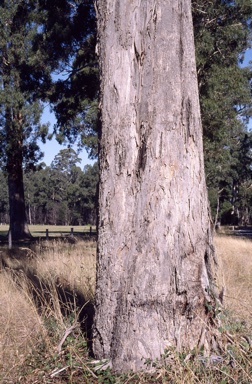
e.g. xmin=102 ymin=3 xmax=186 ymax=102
xmin=44 ymin=0 xmax=99 ymax=158
xmin=0 ymin=0 xmax=98 ymax=238
xmin=0 ymin=0 xmax=52 ymax=238
xmin=192 ymin=0 xmax=252 ymax=225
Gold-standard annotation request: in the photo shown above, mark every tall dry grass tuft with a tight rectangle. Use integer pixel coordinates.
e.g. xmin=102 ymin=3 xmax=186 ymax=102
xmin=0 ymin=239 xmax=96 ymax=383
xmin=0 ymin=269 xmax=48 ymax=382
xmin=214 ymin=235 xmax=252 ymax=325
xmin=33 ymin=238 xmax=96 ymax=302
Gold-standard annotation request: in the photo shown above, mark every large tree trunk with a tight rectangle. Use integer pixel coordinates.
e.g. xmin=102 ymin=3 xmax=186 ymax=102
xmin=6 ymin=109 xmax=31 ymax=241
xmin=94 ymin=0 xmax=217 ymax=372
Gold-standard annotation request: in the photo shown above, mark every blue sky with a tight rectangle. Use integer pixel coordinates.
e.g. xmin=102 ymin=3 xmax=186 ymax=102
xmin=39 ymin=105 xmax=96 ymax=169
xmin=39 ymin=48 xmax=252 ymax=168
xmin=242 ymin=47 xmax=252 ymax=66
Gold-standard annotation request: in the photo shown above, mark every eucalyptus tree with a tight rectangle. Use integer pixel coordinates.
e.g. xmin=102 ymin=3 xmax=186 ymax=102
xmin=79 ymin=162 xmax=98 ymax=224
xmin=94 ymin=0 xmax=216 ymax=372
xmin=50 ymin=148 xmax=82 ymax=224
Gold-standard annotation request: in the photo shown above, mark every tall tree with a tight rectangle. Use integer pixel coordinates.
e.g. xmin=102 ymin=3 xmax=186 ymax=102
xmin=50 ymin=148 xmax=81 ymax=225
xmin=25 ymin=165 xmax=56 ymax=225
xmin=79 ymin=162 xmax=98 ymax=224
xmin=0 ymin=0 xmax=50 ymax=239
xmin=0 ymin=0 xmax=96 ymax=239
xmin=94 ymin=0 xmax=216 ymax=372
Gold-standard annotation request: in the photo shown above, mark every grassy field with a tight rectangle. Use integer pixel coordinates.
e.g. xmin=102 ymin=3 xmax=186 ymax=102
xmin=214 ymin=235 xmax=252 ymax=324
xmin=0 ymin=234 xmax=251 ymax=383
xmin=0 ymin=224 xmax=96 ymax=238
xmin=0 ymin=238 xmax=97 ymax=383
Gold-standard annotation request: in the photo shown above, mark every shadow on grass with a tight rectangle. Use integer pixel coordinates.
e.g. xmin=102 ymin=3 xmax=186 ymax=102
xmin=0 ymin=248 xmax=95 ymax=356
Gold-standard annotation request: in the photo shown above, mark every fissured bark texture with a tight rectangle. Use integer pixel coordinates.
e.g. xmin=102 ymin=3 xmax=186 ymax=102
xmin=94 ymin=0 xmax=216 ymax=371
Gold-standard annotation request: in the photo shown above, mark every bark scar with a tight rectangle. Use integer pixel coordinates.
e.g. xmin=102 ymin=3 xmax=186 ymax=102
xmin=113 ymin=83 xmax=119 ymax=103
xmin=137 ymin=138 xmax=147 ymax=172
xmin=134 ymin=42 xmax=145 ymax=66
xmin=181 ymin=96 xmax=192 ymax=143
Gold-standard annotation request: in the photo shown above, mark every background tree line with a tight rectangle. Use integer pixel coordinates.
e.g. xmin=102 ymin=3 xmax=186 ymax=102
xmin=0 ymin=0 xmax=251 ymax=236
xmin=192 ymin=0 xmax=252 ymax=227
xmin=0 ymin=148 xmax=98 ymax=226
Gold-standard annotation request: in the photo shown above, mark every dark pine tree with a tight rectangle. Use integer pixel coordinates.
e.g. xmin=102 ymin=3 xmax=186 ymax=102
xmin=0 ymin=0 xmax=50 ymax=239
xmin=0 ymin=0 xmax=97 ymax=239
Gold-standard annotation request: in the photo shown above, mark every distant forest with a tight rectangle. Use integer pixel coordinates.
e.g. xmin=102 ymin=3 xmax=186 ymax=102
xmin=0 ymin=148 xmax=98 ymax=226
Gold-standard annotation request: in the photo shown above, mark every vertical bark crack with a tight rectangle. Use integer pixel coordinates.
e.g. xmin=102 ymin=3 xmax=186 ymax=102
xmin=137 ymin=138 xmax=147 ymax=172
xmin=181 ymin=96 xmax=193 ymax=144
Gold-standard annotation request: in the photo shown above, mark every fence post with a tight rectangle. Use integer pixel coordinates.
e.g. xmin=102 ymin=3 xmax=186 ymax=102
xmin=46 ymin=229 xmax=49 ymax=240
xmin=71 ymin=228 xmax=74 ymax=237
xmin=8 ymin=229 xmax=12 ymax=250
xmin=90 ymin=226 xmax=92 ymax=235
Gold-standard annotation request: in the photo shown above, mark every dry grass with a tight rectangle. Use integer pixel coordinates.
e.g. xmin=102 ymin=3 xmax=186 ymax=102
xmin=0 ymin=235 xmax=251 ymax=383
xmin=0 ymin=239 xmax=96 ymax=383
xmin=33 ymin=238 xmax=97 ymax=301
xmin=0 ymin=270 xmax=48 ymax=382
xmin=214 ymin=235 xmax=252 ymax=324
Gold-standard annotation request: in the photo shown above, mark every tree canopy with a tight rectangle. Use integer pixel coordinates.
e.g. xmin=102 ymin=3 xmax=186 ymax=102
xmin=192 ymin=0 xmax=252 ymax=225
xmin=44 ymin=0 xmax=99 ymax=157
xmin=0 ymin=0 xmax=97 ymax=238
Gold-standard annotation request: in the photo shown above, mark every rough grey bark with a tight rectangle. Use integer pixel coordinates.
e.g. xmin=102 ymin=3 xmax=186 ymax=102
xmin=94 ymin=0 xmax=217 ymax=372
